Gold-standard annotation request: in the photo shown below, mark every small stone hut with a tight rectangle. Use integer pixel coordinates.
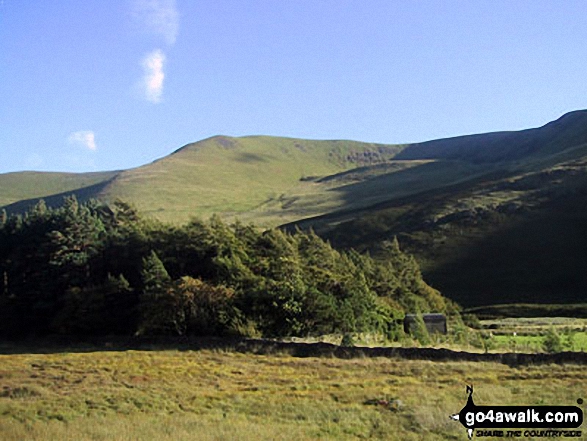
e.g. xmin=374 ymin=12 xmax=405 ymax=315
xmin=403 ymin=313 xmax=447 ymax=335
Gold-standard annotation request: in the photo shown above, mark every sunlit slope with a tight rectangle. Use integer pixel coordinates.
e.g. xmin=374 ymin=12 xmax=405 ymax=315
xmin=247 ymin=111 xmax=587 ymax=227
xmin=0 ymin=171 xmax=118 ymax=208
xmin=99 ymin=135 xmax=406 ymax=224
xmin=3 ymin=111 xmax=587 ymax=308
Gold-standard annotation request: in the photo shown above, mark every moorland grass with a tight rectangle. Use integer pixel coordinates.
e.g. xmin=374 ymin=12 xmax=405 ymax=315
xmin=1 ymin=346 xmax=585 ymax=440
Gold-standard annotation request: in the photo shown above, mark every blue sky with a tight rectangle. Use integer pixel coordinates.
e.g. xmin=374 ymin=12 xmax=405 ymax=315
xmin=1 ymin=0 xmax=587 ymax=173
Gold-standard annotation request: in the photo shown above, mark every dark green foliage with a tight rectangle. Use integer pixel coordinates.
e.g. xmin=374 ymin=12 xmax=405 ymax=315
xmin=462 ymin=313 xmax=482 ymax=329
xmin=0 ymin=199 xmax=453 ymax=338
xmin=542 ymin=328 xmax=563 ymax=353
xmin=410 ymin=313 xmax=431 ymax=346
xmin=137 ymin=251 xmax=177 ymax=335
xmin=50 ymin=274 xmax=134 ymax=335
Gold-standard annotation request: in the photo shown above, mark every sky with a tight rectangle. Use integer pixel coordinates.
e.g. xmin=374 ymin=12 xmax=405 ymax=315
xmin=1 ymin=0 xmax=587 ymax=174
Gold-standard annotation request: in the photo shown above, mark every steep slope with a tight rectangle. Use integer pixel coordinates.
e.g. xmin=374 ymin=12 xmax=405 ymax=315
xmin=395 ymin=110 xmax=587 ymax=163
xmin=3 ymin=111 xmax=587 ymax=308
xmin=286 ymin=111 xmax=587 ymax=307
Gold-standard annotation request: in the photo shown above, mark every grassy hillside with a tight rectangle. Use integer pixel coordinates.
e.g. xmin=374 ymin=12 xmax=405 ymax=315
xmin=3 ymin=111 xmax=587 ymax=308
xmin=396 ymin=109 xmax=587 ymax=163
xmin=0 ymin=171 xmax=118 ymax=209
xmin=96 ymin=135 xmax=406 ymax=224
xmin=290 ymin=115 xmax=587 ymax=307
xmin=0 ymin=136 xmax=405 ymax=224
xmin=292 ymin=166 xmax=587 ymax=306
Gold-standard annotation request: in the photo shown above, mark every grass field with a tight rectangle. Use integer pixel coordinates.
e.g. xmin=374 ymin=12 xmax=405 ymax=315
xmin=478 ymin=317 xmax=587 ymax=353
xmin=490 ymin=333 xmax=587 ymax=353
xmin=0 ymin=345 xmax=585 ymax=440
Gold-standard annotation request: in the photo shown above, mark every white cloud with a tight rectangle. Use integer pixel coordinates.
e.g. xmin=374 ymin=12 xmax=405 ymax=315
xmin=68 ymin=131 xmax=97 ymax=151
xmin=141 ymin=49 xmax=166 ymax=103
xmin=130 ymin=0 xmax=177 ymax=103
xmin=132 ymin=0 xmax=179 ymax=45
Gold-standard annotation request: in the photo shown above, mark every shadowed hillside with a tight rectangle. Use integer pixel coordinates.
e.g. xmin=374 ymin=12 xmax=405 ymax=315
xmin=395 ymin=109 xmax=587 ymax=163
xmin=0 ymin=171 xmax=118 ymax=210
xmin=286 ymin=112 xmax=587 ymax=307
xmin=3 ymin=111 xmax=587 ymax=307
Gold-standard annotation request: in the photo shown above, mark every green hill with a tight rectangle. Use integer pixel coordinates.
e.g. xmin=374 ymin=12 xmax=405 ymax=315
xmin=0 ymin=171 xmax=118 ymax=208
xmin=98 ymin=136 xmax=406 ymax=224
xmin=3 ymin=111 xmax=587 ymax=308
xmin=1 ymin=136 xmax=406 ymax=225
xmin=286 ymin=111 xmax=587 ymax=307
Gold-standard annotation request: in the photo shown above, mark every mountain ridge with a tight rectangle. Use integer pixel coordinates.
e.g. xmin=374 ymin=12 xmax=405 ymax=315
xmin=3 ymin=110 xmax=587 ymax=307
xmin=395 ymin=109 xmax=587 ymax=163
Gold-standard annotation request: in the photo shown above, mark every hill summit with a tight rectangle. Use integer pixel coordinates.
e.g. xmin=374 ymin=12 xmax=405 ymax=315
xmin=3 ymin=110 xmax=587 ymax=307
xmin=1 ymin=136 xmax=406 ymax=225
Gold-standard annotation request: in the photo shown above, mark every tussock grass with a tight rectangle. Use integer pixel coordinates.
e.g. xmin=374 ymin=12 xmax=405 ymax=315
xmin=1 ymin=347 xmax=586 ymax=440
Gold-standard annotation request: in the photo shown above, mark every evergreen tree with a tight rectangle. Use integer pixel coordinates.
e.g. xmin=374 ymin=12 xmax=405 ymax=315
xmin=49 ymin=196 xmax=106 ymax=286
xmin=0 ymin=198 xmax=457 ymax=338
xmin=137 ymin=251 xmax=179 ymax=335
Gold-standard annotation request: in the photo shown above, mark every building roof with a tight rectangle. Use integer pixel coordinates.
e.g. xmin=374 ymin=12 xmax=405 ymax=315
xmin=404 ymin=313 xmax=446 ymax=321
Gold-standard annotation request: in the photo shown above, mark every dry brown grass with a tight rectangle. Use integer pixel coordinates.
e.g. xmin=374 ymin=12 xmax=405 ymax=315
xmin=0 ymin=347 xmax=585 ymax=440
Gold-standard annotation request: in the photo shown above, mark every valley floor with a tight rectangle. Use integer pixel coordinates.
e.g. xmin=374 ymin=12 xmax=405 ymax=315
xmin=0 ymin=345 xmax=586 ymax=440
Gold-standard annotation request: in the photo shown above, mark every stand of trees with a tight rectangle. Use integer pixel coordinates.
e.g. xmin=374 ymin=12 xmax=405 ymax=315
xmin=0 ymin=198 xmax=456 ymax=338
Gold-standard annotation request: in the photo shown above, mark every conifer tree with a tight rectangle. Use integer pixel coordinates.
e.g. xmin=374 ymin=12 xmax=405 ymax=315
xmin=0 ymin=197 xmax=457 ymax=338
xmin=137 ymin=251 xmax=181 ymax=335
xmin=49 ymin=196 xmax=106 ymax=285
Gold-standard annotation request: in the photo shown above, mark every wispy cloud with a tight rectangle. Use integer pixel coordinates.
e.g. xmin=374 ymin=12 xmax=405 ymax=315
xmin=132 ymin=0 xmax=179 ymax=45
xmin=130 ymin=0 xmax=177 ymax=104
xmin=141 ymin=49 xmax=166 ymax=103
xmin=68 ymin=131 xmax=97 ymax=151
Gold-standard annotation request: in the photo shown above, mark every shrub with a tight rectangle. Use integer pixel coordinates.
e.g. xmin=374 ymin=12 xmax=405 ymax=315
xmin=462 ymin=313 xmax=482 ymax=329
xmin=411 ymin=313 xmax=431 ymax=346
xmin=542 ymin=328 xmax=563 ymax=353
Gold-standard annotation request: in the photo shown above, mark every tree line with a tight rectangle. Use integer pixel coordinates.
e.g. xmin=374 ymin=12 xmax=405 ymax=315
xmin=0 ymin=198 xmax=457 ymax=339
